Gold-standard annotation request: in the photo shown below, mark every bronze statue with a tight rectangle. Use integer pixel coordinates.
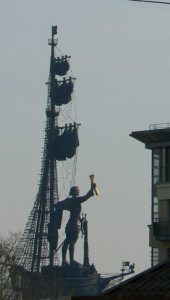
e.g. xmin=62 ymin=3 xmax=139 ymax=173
xmin=47 ymin=206 xmax=63 ymax=252
xmin=55 ymin=183 xmax=96 ymax=265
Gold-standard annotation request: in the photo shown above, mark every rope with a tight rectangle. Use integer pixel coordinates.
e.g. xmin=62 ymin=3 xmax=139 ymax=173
xmin=54 ymin=240 xmax=65 ymax=254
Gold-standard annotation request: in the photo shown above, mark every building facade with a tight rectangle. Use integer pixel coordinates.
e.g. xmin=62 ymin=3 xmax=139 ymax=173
xmin=130 ymin=124 xmax=170 ymax=267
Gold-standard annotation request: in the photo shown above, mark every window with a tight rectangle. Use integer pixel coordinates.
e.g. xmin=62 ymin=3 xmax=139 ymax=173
xmin=152 ymin=247 xmax=159 ymax=266
xmin=152 ymin=148 xmax=162 ymax=184
xmin=152 ymin=147 xmax=170 ymax=222
xmin=166 ymin=148 xmax=170 ymax=182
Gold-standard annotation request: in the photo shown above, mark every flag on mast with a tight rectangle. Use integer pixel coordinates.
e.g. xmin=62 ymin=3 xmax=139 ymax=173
xmin=52 ymin=26 xmax=57 ymax=35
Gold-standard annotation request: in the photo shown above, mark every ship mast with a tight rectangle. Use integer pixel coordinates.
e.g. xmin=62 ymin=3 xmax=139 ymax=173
xmin=48 ymin=26 xmax=59 ymax=267
xmin=16 ymin=25 xmax=79 ymax=273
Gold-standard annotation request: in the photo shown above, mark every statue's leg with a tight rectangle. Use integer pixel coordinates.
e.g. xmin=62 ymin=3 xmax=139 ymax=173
xmin=47 ymin=225 xmax=58 ymax=251
xmin=69 ymin=233 xmax=79 ymax=264
xmin=69 ymin=242 xmax=75 ymax=264
xmin=62 ymin=239 xmax=69 ymax=265
xmin=53 ymin=230 xmax=59 ymax=251
xmin=69 ymin=225 xmax=80 ymax=264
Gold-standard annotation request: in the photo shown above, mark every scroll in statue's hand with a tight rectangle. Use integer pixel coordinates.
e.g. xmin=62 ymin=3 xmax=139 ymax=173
xmin=91 ymin=183 xmax=97 ymax=190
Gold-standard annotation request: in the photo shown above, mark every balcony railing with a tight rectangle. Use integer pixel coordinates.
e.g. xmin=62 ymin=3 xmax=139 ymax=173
xmin=149 ymin=123 xmax=170 ymax=130
xmin=153 ymin=221 xmax=170 ymax=240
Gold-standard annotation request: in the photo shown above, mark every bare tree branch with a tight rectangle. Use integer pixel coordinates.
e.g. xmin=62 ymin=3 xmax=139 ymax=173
xmin=0 ymin=233 xmax=21 ymax=300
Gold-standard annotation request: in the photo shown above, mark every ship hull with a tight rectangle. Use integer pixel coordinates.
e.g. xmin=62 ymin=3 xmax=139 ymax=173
xmin=11 ymin=264 xmax=100 ymax=299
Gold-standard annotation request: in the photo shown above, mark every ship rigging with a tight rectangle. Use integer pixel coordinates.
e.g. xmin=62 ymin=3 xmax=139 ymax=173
xmin=16 ymin=25 xmax=80 ymax=273
xmin=12 ymin=26 xmax=134 ymax=298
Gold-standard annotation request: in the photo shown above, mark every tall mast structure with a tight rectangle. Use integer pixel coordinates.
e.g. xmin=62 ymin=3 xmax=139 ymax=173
xmin=48 ymin=26 xmax=59 ymax=268
xmin=11 ymin=26 xmax=137 ymax=299
xmin=16 ymin=26 xmax=78 ymax=273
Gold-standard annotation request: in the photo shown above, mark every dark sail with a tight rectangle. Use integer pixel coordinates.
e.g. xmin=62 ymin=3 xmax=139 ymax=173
xmin=52 ymin=55 xmax=70 ymax=76
xmin=49 ymin=124 xmax=79 ymax=161
xmin=51 ymin=77 xmax=74 ymax=106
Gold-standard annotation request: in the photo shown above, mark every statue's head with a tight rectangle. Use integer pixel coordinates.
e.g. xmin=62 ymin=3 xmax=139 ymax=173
xmin=69 ymin=186 xmax=80 ymax=197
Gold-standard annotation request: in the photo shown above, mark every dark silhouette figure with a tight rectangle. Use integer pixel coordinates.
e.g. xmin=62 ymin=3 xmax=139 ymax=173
xmin=47 ymin=206 xmax=63 ymax=252
xmin=55 ymin=184 xmax=96 ymax=265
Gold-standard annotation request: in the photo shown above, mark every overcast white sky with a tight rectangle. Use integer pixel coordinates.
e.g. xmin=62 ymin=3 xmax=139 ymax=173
xmin=0 ymin=0 xmax=170 ymax=275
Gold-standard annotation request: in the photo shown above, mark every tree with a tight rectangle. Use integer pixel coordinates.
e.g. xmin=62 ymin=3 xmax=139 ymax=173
xmin=0 ymin=233 xmax=20 ymax=300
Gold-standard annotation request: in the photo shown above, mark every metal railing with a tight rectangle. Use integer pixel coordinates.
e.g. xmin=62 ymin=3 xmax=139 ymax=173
xmin=149 ymin=123 xmax=170 ymax=130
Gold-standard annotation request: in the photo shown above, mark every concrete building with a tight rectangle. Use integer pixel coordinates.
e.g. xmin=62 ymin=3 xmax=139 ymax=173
xmin=130 ymin=123 xmax=170 ymax=266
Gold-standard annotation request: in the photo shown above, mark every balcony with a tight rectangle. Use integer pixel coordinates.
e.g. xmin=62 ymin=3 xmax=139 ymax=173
xmin=149 ymin=123 xmax=170 ymax=130
xmin=153 ymin=221 xmax=170 ymax=241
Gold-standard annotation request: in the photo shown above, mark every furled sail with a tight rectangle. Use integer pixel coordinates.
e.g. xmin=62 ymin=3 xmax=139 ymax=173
xmin=52 ymin=55 xmax=70 ymax=76
xmin=51 ymin=77 xmax=74 ymax=106
xmin=48 ymin=124 xmax=79 ymax=161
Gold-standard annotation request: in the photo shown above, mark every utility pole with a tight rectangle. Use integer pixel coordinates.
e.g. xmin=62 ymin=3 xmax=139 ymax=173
xmin=129 ymin=0 xmax=170 ymax=4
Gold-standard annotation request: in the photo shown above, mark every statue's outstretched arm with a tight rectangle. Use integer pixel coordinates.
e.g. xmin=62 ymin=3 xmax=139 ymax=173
xmin=79 ymin=183 xmax=96 ymax=204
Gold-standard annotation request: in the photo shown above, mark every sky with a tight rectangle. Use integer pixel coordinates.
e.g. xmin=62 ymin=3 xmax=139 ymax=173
xmin=0 ymin=0 xmax=170 ymax=276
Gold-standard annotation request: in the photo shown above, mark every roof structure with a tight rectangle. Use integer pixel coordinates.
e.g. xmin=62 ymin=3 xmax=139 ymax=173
xmin=102 ymin=260 xmax=170 ymax=298
xmin=130 ymin=128 xmax=170 ymax=149
xmin=72 ymin=260 xmax=170 ymax=299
